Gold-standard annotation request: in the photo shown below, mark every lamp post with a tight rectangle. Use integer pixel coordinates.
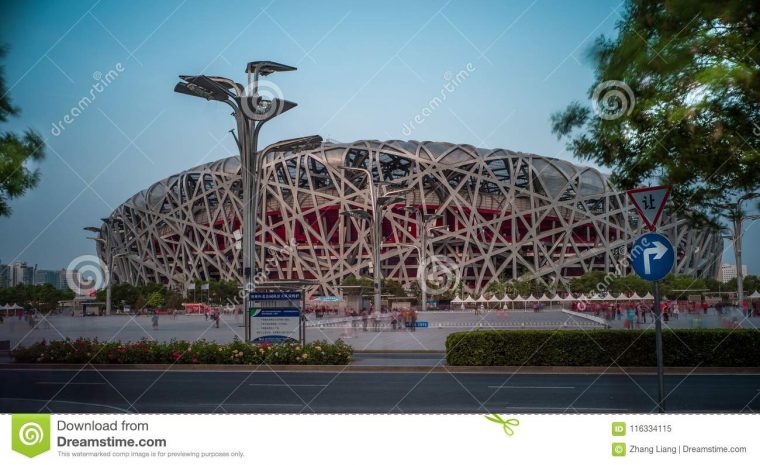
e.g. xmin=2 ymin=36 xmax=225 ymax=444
xmin=339 ymin=166 xmax=410 ymax=315
xmin=403 ymin=207 xmax=443 ymax=312
xmin=718 ymin=192 xmax=760 ymax=316
xmin=84 ymin=227 xmax=133 ymax=316
xmin=174 ymin=62 xmax=319 ymax=342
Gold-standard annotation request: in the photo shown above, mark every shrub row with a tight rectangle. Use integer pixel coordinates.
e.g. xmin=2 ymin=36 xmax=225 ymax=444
xmin=12 ymin=338 xmax=352 ymax=365
xmin=445 ymin=329 xmax=760 ymax=367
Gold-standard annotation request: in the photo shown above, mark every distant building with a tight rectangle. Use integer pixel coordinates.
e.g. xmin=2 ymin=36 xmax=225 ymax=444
xmin=718 ymin=263 xmax=748 ymax=283
xmin=8 ymin=261 xmax=34 ymax=286
xmin=0 ymin=263 xmax=8 ymax=288
xmin=34 ymin=269 xmax=66 ymax=289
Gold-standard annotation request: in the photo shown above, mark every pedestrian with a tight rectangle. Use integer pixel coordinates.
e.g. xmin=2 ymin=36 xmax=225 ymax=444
xmin=214 ymin=309 xmax=220 ymax=328
xmin=410 ymin=309 xmax=418 ymax=332
xmin=361 ymin=309 xmax=368 ymax=332
xmin=152 ymin=311 xmax=159 ymax=330
xmin=204 ymin=310 xmax=209 ymax=321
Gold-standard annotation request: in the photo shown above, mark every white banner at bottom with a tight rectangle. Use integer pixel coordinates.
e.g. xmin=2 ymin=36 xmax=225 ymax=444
xmin=1 ymin=414 xmax=757 ymax=464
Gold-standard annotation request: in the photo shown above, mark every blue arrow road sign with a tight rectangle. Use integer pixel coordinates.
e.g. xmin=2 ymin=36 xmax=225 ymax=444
xmin=630 ymin=232 xmax=675 ymax=281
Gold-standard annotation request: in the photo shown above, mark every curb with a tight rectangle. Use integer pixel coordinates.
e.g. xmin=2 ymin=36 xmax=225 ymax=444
xmin=1 ymin=363 xmax=758 ymax=374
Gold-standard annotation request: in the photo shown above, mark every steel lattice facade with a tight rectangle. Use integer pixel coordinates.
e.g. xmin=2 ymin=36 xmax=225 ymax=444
xmin=96 ymin=140 xmax=721 ymax=296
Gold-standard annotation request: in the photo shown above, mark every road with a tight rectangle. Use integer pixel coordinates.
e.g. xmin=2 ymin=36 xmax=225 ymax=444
xmin=1 ymin=366 xmax=758 ymax=413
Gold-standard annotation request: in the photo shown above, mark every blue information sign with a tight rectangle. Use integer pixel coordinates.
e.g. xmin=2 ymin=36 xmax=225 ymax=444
xmin=630 ymin=232 xmax=675 ymax=282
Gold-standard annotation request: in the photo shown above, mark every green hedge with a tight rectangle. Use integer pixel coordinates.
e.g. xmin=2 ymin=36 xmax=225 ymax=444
xmin=445 ymin=329 xmax=760 ymax=367
xmin=12 ymin=338 xmax=352 ymax=365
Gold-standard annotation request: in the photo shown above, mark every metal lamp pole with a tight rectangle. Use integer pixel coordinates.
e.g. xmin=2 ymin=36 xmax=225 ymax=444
xmin=174 ymin=62 xmax=307 ymax=342
xmin=403 ymin=207 xmax=443 ymax=312
xmin=340 ymin=166 xmax=410 ymax=314
xmin=718 ymin=192 xmax=760 ymax=316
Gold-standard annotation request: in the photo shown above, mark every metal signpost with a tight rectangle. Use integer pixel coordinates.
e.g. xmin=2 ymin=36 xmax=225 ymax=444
xmin=627 ymin=185 xmax=674 ymax=413
xmin=248 ymin=291 xmax=303 ymax=344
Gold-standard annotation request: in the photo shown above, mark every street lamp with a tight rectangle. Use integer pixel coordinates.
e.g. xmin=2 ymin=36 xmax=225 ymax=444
xmin=175 ymin=61 xmax=310 ymax=342
xmin=403 ymin=207 xmax=444 ymax=312
xmin=717 ymin=192 xmax=760 ymax=316
xmin=339 ymin=165 xmax=411 ymax=314
xmin=85 ymin=228 xmax=133 ymax=316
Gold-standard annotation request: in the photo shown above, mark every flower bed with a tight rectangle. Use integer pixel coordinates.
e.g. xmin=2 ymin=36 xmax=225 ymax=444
xmin=11 ymin=338 xmax=352 ymax=365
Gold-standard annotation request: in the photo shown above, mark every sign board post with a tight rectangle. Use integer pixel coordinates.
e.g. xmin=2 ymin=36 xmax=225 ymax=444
xmin=628 ymin=185 xmax=673 ymax=413
xmin=248 ymin=291 xmax=303 ymax=344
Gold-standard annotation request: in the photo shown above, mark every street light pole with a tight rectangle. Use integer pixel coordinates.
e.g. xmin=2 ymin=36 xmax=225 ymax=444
xmin=174 ymin=62 xmax=310 ymax=342
xmin=340 ymin=166 xmax=411 ymax=315
xmin=403 ymin=207 xmax=443 ymax=312
xmin=718 ymin=193 xmax=760 ymax=316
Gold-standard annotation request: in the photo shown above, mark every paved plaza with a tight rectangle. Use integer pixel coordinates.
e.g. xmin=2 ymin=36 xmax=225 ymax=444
xmin=1 ymin=307 xmax=756 ymax=352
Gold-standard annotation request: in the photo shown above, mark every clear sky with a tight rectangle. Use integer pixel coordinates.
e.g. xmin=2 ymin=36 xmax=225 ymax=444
xmin=0 ymin=0 xmax=757 ymax=274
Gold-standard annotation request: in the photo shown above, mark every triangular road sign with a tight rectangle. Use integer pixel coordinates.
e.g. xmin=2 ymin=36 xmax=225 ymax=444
xmin=627 ymin=185 xmax=671 ymax=231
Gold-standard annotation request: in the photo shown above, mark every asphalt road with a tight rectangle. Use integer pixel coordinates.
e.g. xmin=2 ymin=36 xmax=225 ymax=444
xmin=1 ymin=367 xmax=758 ymax=413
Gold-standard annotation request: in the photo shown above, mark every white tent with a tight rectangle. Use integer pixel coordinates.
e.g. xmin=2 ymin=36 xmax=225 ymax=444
xmin=590 ymin=294 xmax=604 ymax=301
xmin=642 ymin=292 xmax=654 ymax=300
xmin=551 ymin=294 xmax=564 ymax=301
xmin=512 ymin=295 xmax=525 ymax=302
xmin=525 ymin=295 xmax=538 ymax=302
xmin=577 ymin=293 xmax=588 ymax=302
xmin=629 ymin=292 xmax=641 ymax=300
xmin=500 ymin=295 xmax=512 ymax=303
xmin=451 ymin=296 xmax=463 ymax=303
xmin=463 ymin=296 xmax=476 ymax=303
xmin=476 ymin=295 xmax=488 ymax=303
xmin=615 ymin=293 xmax=629 ymax=300
xmin=562 ymin=294 xmax=576 ymax=302
xmin=539 ymin=294 xmax=552 ymax=302
xmin=748 ymin=291 xmax=760 ymax=299
xmin=488 ymin=295 xmax=501 ymax=303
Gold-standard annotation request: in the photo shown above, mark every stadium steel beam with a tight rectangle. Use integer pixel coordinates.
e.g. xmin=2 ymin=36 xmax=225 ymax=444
xmin=175 ymin=61 xmax=298 ymax=342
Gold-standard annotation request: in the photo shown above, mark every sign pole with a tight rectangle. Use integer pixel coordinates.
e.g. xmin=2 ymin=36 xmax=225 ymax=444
xmin=653 ymin=280 xmax=665 ymax=412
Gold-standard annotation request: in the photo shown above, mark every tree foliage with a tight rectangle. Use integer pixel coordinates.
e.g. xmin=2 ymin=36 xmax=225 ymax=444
xmin=551 ymin=0 xmax=760 ymax=221
xmin=0 ymin=45 xmax=45 ymax=216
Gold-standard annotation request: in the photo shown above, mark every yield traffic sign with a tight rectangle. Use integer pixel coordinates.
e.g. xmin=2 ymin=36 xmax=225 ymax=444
xmin=627 ymin=185 xmax=671 ymax=231
xmin=630 ymin=232 xmax=675 ymax=281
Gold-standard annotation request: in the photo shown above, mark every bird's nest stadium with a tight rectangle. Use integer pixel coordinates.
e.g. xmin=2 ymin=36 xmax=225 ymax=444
xmin=95 ymin=139 xmax=721 ymax=296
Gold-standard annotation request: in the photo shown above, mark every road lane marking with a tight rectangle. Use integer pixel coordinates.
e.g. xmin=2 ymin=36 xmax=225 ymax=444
xmin=488 ymin=385 xmax=576 ymax=389
xmin=35 ymin=381 xmax=106 ymax=385
xmin=248 ymin=383 xmax=327 ymax=387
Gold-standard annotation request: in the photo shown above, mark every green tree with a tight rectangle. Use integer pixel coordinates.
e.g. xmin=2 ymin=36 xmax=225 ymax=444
xmin=145 ymin=291 xmax=164 ymax=309
xmin=551 ymin=1 xmax=760 ymax=221
xmin=0 ymin=45 xmax=45 ymax=216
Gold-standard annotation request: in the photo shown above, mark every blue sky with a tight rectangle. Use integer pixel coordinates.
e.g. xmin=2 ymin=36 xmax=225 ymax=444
xmin=0 ymin=0 xmax=757 ymax=274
